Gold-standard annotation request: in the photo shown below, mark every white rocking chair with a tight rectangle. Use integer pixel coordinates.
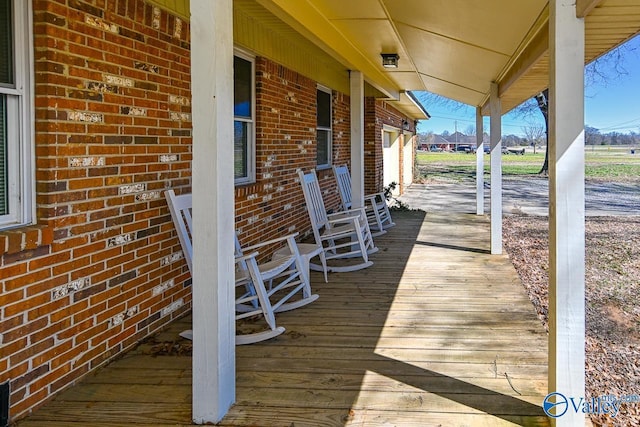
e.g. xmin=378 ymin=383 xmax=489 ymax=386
xmin=234 ymin=233 xmax=319 ymax=313
xmin=332 ymin=164 xmax=395 ymax=237
xmin=298 ymin=169 xmax=377 ymax=277
xmin=165 ymin=189 xmax=317 ymax=345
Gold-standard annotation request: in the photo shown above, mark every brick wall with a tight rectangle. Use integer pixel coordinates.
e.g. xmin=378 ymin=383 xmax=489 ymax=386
xmin=235 ymin=57 xmax=349 ymax=249
xmin=1 ymin=1 xmax=192 ymax=420
xmin=364 ymin=98 xmax=416 ymax=195
xmin=0 ymin=0 xmax=416 ymax=422
xmin=0 ymin=3 xmax=353 ymax=421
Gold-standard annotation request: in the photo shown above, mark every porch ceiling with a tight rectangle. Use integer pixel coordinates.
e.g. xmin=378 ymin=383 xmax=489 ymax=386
xmin=254 ymin=0 xmax=640 ymax=114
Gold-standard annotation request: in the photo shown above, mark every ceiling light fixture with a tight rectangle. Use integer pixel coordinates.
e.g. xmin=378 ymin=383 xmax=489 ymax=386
xmin=381 ymin=53 xmax=399 ymax=68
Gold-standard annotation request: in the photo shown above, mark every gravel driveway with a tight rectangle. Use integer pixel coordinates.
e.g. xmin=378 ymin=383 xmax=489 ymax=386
xmin=398 ymin=176 xmax=640 ymax=216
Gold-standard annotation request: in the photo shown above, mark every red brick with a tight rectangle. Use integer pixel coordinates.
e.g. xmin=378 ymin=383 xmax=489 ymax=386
xmin=58 ymin=318 xmax=96 ymax=341
xmin=9 ymin=387 xmax=50 ymax=422
xmin=10 ymin=337 xmax=55 ymax=366
xmin=51 ymin=255 xmax=91 ymax=276
xmin=0 ymin=289 xmax=24 ymax=310
xmin=4 ymin=292 xmax=51 ymax=318
xmin=27 ymin=250 xmax=71 ymax=271
xmin=70 ymin=342 xmax=106 ymax=372
xmin=0 ymin=359 xmax=28 ymax=383
xmin=51 ymin=341 xmax=88 ymax=370
xmin=50 ymin=300 xmax=89 ymax=323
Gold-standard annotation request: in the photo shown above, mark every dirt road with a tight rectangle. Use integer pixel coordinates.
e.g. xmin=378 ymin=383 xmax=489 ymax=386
xmin=398 ymin=176 xmax=640 ymax=216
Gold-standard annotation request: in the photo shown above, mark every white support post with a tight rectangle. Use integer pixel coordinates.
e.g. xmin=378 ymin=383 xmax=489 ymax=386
xmin=548 ymin=1 xmax=586 ymax=425
xmin=350 ymin=70 xmax=365 ymax=209
xmin=475 ymin=107 xmax=484 ymax=215
xmin=190 ymin=0 xmax=236 ymax=423
xmin=489 ymin=83 xmax=502 ymax=254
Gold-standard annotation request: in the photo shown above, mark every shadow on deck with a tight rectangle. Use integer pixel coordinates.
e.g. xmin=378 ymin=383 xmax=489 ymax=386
xmin=16 ymin=211 xmax=550 ymax=427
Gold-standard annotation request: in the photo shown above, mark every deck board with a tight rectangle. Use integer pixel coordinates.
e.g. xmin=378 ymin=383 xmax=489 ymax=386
xmin=15 ymin=211 xmax=551 ymax=426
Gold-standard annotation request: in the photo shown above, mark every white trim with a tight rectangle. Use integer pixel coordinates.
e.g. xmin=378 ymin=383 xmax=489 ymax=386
xmin=0 ymin=0 xmax=34 ymax=228
xmin=316 ymin=84 xmax=332 ymax=169
xmin=402 ymin=131 xmax=414 ymax=189
xmin=489 ymin=82 xmax=502 ymax=255
xmin=475 ymin=107 xmax=484 ymax=215
xmin=316 ymin=83 xmax=331 ymax=93
xmin=382 ymin=129 xmax=401 ymax=195
xmin=233 ymin=51 xmax=256 ymax=185
xmin=350 ymin=70 xmax=364 ymax=209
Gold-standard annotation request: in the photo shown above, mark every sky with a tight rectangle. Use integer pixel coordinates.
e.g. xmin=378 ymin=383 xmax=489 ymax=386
xmin=416 ymin=34 xmax=640 ymax=137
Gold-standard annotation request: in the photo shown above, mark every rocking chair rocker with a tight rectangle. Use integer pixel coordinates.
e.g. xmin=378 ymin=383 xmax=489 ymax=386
xmin=297 ymin=169 xmax=377 ymax=278
xmin=332 ymin=164 xmax=395 ymax=237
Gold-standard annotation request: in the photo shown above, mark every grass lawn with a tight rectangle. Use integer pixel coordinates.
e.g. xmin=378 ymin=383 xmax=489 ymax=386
xmin=416 ymin=149 xmax=640 ymax=181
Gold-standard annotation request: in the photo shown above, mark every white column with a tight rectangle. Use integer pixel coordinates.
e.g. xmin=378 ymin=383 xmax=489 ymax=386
xmin=350 ymin=70 xmax=365 ymax=209
xmin=475 ymin=107 xmax=484 ymax=215
xmin=548 ymin=1 xmax=586 ymax=425
xmin=489 ymin=83 xmax=502 ymax=254
xmin=190 ymin=0 xmax=235 ymax=423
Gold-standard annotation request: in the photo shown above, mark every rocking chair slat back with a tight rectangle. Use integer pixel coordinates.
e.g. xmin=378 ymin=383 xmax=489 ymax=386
xmin=297 ymin=169 xmax=377 ymax=278
xmin=332 ymin=164 xmax=395 ymax=236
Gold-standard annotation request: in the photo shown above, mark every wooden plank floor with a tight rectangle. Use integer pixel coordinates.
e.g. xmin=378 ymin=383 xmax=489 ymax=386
xmin=16 ymin=211 xmax=550 ymax=427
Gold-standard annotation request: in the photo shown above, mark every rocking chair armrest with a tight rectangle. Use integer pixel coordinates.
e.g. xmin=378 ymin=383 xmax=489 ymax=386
xmin=235 ymin=251 xmax=260 ymax=264
xmin=241 ymin=232 xmax=300 ymax=252
xmin=364 ymin=192 xmax=385 ymax=201
xmin=327 ymin=207 xmax=366 ymax=220
xmin=326 ymin=213 xmax=361 ymax=226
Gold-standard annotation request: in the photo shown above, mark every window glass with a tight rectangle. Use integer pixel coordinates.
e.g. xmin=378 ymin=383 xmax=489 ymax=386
xmin=234 ymin=120 xmax=249 ymax=180
xmin=0 ymin=95 xmax=7 ymax=215
xmin=316 ymin=87 xmax=332 ymax=167
xmin=0 ymin=0 xmax=13 ymax=85
xmin=317 ymin=89 xmax=331 ymax=128
xmin=316 ymin=129 xmax=329 ymax=167
xmin=233 ymin=53 xmax=254 ymax=184
xmin=234 ymin=56 xmax=252 ymax=119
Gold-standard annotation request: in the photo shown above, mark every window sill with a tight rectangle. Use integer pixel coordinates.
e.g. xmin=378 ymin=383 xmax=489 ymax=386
xmin=0 ymin=224 xmax=55 ymax=259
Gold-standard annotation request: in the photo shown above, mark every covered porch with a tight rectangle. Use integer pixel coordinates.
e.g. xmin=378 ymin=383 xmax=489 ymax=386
xmin=16 ymin=211 xmax=550 ymax=426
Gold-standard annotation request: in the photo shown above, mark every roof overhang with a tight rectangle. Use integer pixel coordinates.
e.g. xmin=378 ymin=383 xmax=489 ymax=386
xmin=255 ymin=0 xmax=640 ymax=116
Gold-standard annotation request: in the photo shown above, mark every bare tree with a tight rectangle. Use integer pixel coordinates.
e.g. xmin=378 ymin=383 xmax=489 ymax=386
xmin=535 ymin=90 xmax=549 ymax=174
xmin=522 ymin=122 xmax=545 ymax=153
xmin=585 ymin=126 xmax=603 ymax=146
xmin=464 ymin=124 xmax=476 ymax=136
xmin=414 ymin=92 xmax=469 ymax=113
xmin=510 ymin=36 xmax=638 ymax=174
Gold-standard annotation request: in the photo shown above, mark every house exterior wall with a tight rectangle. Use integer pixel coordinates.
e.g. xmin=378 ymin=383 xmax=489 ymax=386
xmin=235 ymin=57 xmax=349 ymax=248
xmin=364 ymin=97 xmax=416 ymax=195
xmin=0 ymin=1 xmax=194 ymax=420
xmin=0 ymin=0 xmax=419 ymax=422
xmin=0 ymin=1 xmax=349 ymax=422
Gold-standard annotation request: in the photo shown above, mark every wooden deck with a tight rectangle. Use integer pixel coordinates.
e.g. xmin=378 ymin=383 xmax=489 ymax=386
xmin=16 ymin=211 xmax=550 ymax=427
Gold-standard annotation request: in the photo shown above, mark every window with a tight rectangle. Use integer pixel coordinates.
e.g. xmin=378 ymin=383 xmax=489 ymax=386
xmin=316 ymin=86 xmax=332 ymax=168
xmin=233 ymin=52 xmax=255 ymax=184
xmin=1 ymin=0 xmax=32 ymax=228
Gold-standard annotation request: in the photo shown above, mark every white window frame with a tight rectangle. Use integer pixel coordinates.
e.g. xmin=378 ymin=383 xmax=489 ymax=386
xmin=316 ymin=84 xmax=332 ymax=169
xmin=233 ymin=49 xmax=256 ymax=185
xmin=0 ymin=0 xmax=34 ymax=229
